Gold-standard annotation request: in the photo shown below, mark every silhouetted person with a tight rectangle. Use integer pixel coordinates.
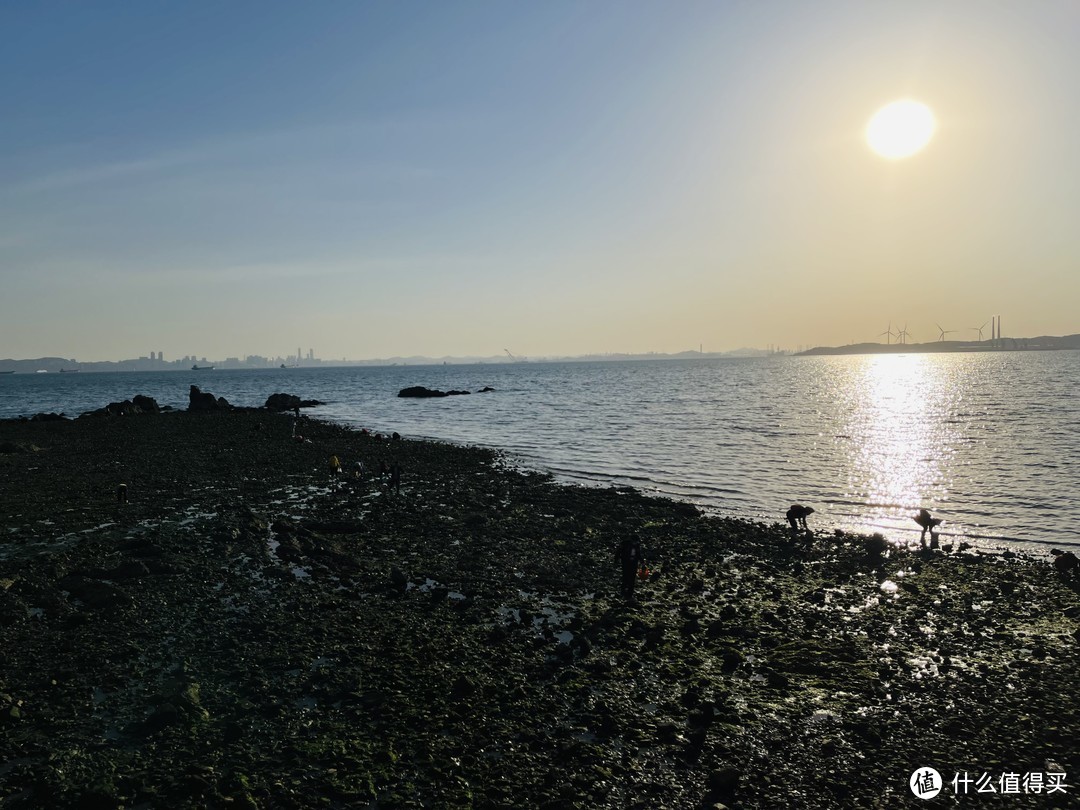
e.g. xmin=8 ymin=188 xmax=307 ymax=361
xmin=913 ymin=509 xmax=943 ymax=545
xmin=787 ymin=504 xmax=814 ymax=531
xmin=389 ymin=463 xmax=401 ymax=494
xmin=1051 ymin=549 xmax=1080 ymax=580
xmin=616 ymin=536 xmax=645 ymax=602
xmin=116 ymin=483 xmax=128 ymax=505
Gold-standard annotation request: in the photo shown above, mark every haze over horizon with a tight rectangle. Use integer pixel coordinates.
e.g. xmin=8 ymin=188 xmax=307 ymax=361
xmin=3 ymin=2 xmax=1079 ymax=362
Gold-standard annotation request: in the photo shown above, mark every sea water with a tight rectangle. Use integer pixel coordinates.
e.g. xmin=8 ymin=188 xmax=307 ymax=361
xmin=2 ymin=352 xmax=1077 ymax=552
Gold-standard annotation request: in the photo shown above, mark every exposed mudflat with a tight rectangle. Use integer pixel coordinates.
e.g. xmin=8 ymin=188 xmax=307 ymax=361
xmin=1 ymin=408 xmax=1077 ymax=808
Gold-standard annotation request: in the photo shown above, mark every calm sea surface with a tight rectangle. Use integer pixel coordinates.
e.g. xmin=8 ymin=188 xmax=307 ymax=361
xmin=2 ymin=353 xmax=1077 ymax=553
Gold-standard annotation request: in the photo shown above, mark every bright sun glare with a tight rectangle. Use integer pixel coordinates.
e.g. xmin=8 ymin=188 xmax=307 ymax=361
xmin=865 ymin=100 xmax=936 ymax=160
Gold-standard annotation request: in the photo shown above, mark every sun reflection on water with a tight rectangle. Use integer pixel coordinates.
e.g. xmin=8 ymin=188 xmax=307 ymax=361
xmin=838 ymin=354 xmax=962 ymax=543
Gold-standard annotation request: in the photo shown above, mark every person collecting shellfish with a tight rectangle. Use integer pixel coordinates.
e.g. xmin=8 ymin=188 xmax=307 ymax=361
xmin=913 ymin=509 xmax=943 ymax=545
xmin=786 ymin=504 xmax=814 ymax=532
xmin=616 ymin=536 xmax=646 ymax=602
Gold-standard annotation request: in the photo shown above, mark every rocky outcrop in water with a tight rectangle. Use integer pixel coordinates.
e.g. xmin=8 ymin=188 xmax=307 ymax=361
xmin=82 ymin=394 xmax=163 ymax=418
xmin=398 ymin=386 xmax=471 ymax=398
xmin=132 ymin=395 xmax=161 ymax=414
xmin=188 ymin=385 xmax=231 ymax=412
xmin=264 ymin=393 xmax=324 ymax=411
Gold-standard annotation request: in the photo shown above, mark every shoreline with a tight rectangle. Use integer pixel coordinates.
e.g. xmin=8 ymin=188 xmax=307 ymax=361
xmin=1 ymin=405 xmax=1078 ymax=807
xmin=316 ymin=412 xmax=1063 ymax=559
xmin=2 ymin=362 xmax=1076 ymax=556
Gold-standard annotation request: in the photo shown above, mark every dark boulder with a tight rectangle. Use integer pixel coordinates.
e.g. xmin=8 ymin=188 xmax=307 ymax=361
xmin=0 ymin=442 xmax=39 ymax=454
xmin=478 ymin=386 xmax=495 ymax=393
xmin=397 ymin=386 xmax=474 ymax=397
xmin=188 ymin=386 xmax=231 ymax=412
xmin=80 ymin=395 xmax=162 ymax=418
xmin=264 ymin=392 xmax=324 ymax=411
xmin=30 ymin=412 xmax=66 ymax=421
xmin=57 ymin=575 xmax=132 ymax=609
xmin=132 ymin=395 xmax=160 ymax=414
xmin=398 ymin=386 xmax=449 ymax=398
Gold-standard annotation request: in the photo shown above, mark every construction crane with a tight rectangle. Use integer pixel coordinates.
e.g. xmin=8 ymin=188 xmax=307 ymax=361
xmin=504 ymin=349 xmax=526 ymax=362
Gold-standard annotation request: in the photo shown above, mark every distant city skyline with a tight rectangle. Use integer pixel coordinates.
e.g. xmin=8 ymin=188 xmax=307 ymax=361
xmin=5 ymin=319 xmax=1080 ymax=373
xmin=3 ymin=3 xmax=1080 ymax=359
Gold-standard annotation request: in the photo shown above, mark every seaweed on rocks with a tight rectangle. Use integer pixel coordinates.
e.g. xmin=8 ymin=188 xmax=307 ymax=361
xmin=0 ymin=408 xmax=1077 ymax=808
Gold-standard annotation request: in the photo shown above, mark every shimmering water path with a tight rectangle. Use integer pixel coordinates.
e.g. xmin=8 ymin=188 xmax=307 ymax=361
xmin=3 ymin=352 xmax=1077 ymax=552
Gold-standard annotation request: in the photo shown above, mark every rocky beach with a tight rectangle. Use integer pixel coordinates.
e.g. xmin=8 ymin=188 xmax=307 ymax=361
xmin=1 ymin=392 xmax=1078 ymax=809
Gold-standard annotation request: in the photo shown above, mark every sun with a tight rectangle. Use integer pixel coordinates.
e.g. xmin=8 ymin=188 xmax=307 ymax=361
xmin=865 ymin=100 xmax=936 ymax=160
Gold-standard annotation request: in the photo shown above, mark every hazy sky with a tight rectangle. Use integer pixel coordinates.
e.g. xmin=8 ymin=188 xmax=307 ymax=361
xmin=3 ymin=2 xmax=1079 ymax=360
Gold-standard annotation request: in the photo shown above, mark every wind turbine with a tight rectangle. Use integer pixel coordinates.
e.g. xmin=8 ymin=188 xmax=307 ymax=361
xmin=877 ymin=321 xmax=896 ymax=345
xmin=896 ymin=323 xmax=910 ymax=345
xmin=936 ymin=324 xmax=957 ymax=342
xmin=970 ymin=321 xmax=989 ymax=341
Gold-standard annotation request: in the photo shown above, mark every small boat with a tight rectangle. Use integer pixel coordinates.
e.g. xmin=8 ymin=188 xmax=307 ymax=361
xmin=0 ymin=370 xmax=14 ymax=374
xmin=191 ymin=364 xmax=215 ymax=370
xmin=60 ymin=368 xmax=80 ymax=373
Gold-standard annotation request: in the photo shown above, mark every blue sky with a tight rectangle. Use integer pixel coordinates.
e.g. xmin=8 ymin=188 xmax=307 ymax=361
xmin=3 ymin=2 xmax=1079 ymax=360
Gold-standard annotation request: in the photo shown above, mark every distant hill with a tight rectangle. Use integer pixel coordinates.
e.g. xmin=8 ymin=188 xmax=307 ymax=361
xmin=798 ymin=334 xmax=1080 ymax=357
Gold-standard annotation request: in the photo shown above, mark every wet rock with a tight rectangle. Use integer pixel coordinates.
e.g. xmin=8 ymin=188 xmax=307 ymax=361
xmin=865 ymin=534 xmax=889 ymax=557
xmin=389 ymin=565 xmax=408 ymax=592
xmin=273 ymin=540 xmax=305 ymax=563
xmin=0 ymin=441 xmax=41 ymax=453
xmin=82 ymin=395 xmax=161 ymax=418
xmin=98 ymin=561 xmax=151 ymax=580
xmin=707 ymin=766 xmax=740 ymax=796
xmin=188 ymin=385 xmax=231 ymax=411
xmin=264 ymin=393 xmax=324 ymax=411
xmin=71 ymin=783 xmax=120 ymax=809
xmin=312 ymin=548 xmax=362 ymax=573
xmin=57 ymin=576 xmax=131 ymax=609
xmin=688 ymin=707 xmax=714 ymax=728
xmin=463 ymin=512 xmax=487 ymax=529
xmin=30 ymin=412 xmax=66 ymax=421
xmin=0 ymin=591 xmax=28 ymax=626
xmin=398 ymin=386 xmax=450 ymax=398
xmin=397 ymin=385 xmax=475 ymax=397
xmin=132 ymin=394 xmax=161 ymax=413
xmin=304 ymin=519 xmax=362 ymax=534
xmin=450 ymin=675 xmax=477 ymax=701
xmin=719 ymin=648 xmax=743 ymax=672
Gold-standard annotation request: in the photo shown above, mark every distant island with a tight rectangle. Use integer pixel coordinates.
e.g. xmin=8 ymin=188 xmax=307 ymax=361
xmin=798 ymin=333 xmax=1080 ymax=357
